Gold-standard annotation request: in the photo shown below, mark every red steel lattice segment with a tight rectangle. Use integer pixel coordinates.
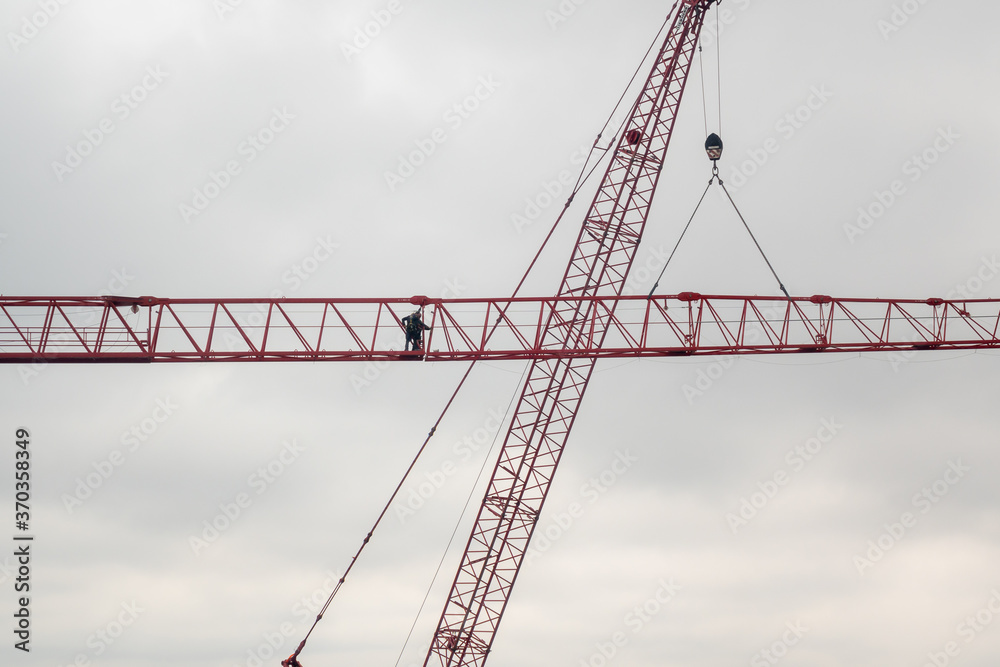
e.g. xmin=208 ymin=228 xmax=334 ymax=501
xmin=424 ymin=4 xmax=714 ymax=667
xmin=3 ymin=295 xmax=999 ymax=364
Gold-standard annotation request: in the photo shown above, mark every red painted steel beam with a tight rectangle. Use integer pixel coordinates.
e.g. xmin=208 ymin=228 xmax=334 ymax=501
xmin=423 ymin=3 xmax=734 ymax=667
xmin=2 ymin=294 xmax=999 ymax=363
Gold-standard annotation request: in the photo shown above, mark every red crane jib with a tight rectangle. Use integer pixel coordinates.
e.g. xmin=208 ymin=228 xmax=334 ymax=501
xmin=1 ymin=294 xmax=998 ymax=363
xmin=3 ymin=3 xmax=987 ymax=667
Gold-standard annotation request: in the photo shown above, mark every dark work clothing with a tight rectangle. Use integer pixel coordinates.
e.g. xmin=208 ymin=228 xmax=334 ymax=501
xmin=402 ymin=313 xmax=431 ymax=351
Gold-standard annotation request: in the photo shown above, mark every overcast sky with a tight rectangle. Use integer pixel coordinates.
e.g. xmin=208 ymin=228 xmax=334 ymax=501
xmin=2 ymin=1 xmax=1000 ymax=666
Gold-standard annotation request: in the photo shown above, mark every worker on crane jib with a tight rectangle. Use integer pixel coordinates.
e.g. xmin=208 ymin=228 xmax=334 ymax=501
xmin=402 ymin=309 xmax=431 ymax=352
xmin=281 ymin=655 xmax=303 ymax=667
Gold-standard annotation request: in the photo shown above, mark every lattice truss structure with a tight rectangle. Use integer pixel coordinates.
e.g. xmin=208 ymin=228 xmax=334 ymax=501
xmin=2 ymin=3 xmax=995 ymax=667
xmin=2 ymin=296 xmax=998 ymax=364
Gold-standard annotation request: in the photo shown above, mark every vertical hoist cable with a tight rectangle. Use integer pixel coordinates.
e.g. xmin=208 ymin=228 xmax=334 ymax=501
xmin=698 ymin=45 xmax=709 ymax=139
xmin=716 ymin=2 xmax=723 ymax=137
xmin=648 ymin=3 xmax=789 ymax=300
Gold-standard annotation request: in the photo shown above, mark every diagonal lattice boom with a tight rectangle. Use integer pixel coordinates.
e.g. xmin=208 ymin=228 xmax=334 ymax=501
xmin=423 ymin=4 xmax=716 ymax=667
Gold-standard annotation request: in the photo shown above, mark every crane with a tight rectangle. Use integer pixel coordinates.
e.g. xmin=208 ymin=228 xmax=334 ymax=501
xmin=2 ymin=294 xmax=1000 ymax=364
xmin=1 ymin=1 xmax=996 ymax=666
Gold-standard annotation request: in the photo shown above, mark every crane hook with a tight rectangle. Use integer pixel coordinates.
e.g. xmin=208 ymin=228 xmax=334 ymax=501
xmin=705 ymin=133 xmax=723 ymax=182
xmin=705 ymin=133 xmax=723 ymax=161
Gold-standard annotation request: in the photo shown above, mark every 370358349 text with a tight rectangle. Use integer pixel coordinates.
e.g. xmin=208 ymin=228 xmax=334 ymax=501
xmin=14 ymin=427 xmax=33 ymax=653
